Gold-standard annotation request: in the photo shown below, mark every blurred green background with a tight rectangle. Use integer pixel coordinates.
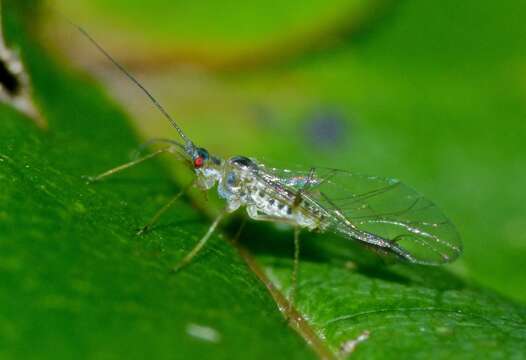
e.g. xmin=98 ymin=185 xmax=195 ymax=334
xmin=50 ymin=0 xmax=526 ymax=304
xmin=1 ymin=0 xmax=526 ymax=359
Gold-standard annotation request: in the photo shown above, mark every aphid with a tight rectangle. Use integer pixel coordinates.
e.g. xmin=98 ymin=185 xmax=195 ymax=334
xmin=77 ymin=24 xmax=462 ymax=293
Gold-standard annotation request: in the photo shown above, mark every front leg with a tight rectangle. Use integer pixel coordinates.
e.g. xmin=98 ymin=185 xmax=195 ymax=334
xmin=84 ymin=147 xmax=175 ymax=183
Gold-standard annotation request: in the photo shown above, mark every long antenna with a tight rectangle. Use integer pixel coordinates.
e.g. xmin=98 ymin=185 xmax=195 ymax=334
xmin=69 ymin=21 xmax=193 ymax=147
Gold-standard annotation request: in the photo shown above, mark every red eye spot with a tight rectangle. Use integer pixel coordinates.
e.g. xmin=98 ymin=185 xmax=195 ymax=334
xmin=194 ymin=156 xmax=204 ymax=168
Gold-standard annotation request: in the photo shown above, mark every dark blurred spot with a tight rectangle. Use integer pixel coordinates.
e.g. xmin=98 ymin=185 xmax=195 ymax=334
xmin=303 ymin=108 xmax=349 ymax=150
xmin=0 ymin=59 xmax=20 ymax=96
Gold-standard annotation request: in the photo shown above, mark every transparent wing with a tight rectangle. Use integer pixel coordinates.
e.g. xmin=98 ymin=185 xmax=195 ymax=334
xmin=258 ymin=166 xmax=462 ymax=265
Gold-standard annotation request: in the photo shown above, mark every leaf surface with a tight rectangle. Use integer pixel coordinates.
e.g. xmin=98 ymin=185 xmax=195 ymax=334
xmin=2 ymin=1 xmax=526 ymax=359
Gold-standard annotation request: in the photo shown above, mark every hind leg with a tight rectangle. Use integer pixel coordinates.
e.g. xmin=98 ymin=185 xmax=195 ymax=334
xmin=289 ymin=226 xmax=301 ymax=307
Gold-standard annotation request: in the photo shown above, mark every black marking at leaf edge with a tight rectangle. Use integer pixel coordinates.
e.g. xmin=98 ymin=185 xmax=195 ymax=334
xmin=0 ymin=58 xmax=20 ymax=95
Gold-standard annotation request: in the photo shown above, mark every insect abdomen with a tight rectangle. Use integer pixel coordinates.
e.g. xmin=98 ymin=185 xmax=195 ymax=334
xmin=244 ymin=182 xmax=319 ymax=229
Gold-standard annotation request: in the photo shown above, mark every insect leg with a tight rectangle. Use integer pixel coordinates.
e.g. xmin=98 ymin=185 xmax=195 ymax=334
xmin=289 ymin=226 xmax=301 ymax=307
xmin=84 ymin=147 xmax=173 ymax=183
xmin=231 ymin=217 xmax=248 ymax=245
xmin=172 ymin=210 xmax=227 ymax=273
xmin=136 ymin=181 xmax=195 ymax=236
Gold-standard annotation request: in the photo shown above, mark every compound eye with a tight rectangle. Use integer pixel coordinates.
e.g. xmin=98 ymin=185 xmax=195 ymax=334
xmin=194 ymin=156 xmax=205 ymax=168
xmin=193 ymin=147 xmax=209 ymax=168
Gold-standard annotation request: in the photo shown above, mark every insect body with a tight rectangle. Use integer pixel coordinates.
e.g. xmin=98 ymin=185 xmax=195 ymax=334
xmin=78 ymin=23 xmax=462 ymax=284
xmin=210 ymin=155 xmax=317 ymax=230
xmin=192 ymin=147 xmax=461 ymax=266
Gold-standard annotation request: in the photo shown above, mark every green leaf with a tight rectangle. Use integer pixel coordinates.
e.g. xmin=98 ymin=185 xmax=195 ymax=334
xmin=0 ymin=4 xmax=316 ymax=360
xmin=256 ymin=250 xmax=526 ymax=358
xmin=2 ymin=1 xmax=526 ymax=359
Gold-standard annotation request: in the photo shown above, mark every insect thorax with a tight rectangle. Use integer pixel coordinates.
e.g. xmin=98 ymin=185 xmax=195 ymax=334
xmin=217 ymin=157 xmax=320 ymax=230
